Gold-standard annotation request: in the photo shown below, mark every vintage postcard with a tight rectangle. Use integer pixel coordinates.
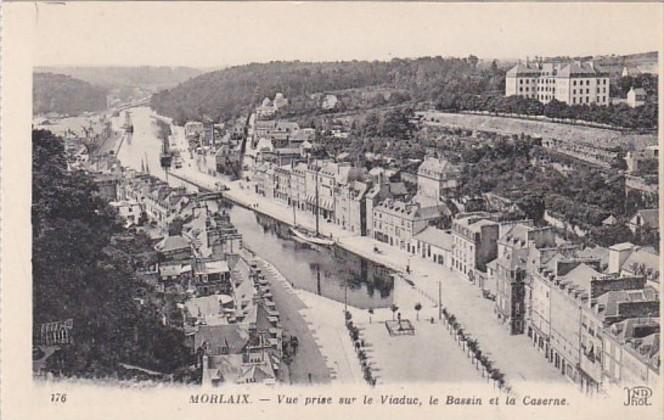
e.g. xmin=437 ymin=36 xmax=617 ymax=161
xmin=1 ymin=2 xmax=662 ymax=420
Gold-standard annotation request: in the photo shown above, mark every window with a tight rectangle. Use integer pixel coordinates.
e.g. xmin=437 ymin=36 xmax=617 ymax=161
xmin=586 ymin=88 xmax=589 ymax=94
xmin=586 ymin=80 xmax=590 ymax=85
xmin=586 ymin=96 xmax=589 ymax=103
xmin=573 ymin=81 xmax=577 ymax=86
xmin=572 ymin=98 xmax=576 ymax=104
xmin=573 ymin=89 xmax=576 ymax=94
xmin=519 ymin=87 xmax=523 ymax=92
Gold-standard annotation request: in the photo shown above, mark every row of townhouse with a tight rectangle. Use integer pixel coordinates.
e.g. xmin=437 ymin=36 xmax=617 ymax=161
xmin=253 ymin=153 xmax=462 ymax=242
xmin=362 ymin=156 xmax=459 ymax=250
xmin=528 ymin=257 xmax=658 ymax=393
xmin=116 ymin=170 xmax=191 ymax=231
xmin=251 ymin=117 xmax=315 ymax=168
xmin=370 ymin=198 xmax=447 ymax=252
xmin=409 ymin=209 xmax=660 ymax=392
xmin=253 ymin=159 xmax=371 ymax=235
xmin=463 ymin=219 xmax=662 ymax=392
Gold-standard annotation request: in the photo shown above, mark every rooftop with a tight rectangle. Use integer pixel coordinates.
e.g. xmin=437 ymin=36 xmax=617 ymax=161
xmin=499 ymin=224 xmax=532 ymax=248
xmin=193 ymin=324 xmax=249 ymax=353
xmin=558 ymin=262 xmax=602 ymax=292
xmin=632 ymin=208 xmax=659 ymax=228
xmin=155 ymin=235 xmax=191 ymax=253
xmin=595 ymin=286 xmax=659 ymax=317
xmin=186 ymin=295 xmax=236 ymax=326
xmin=413 ymin=226 xmax=454 ymax=251
xmin=195 ymin=259 xmax=230 ymax=275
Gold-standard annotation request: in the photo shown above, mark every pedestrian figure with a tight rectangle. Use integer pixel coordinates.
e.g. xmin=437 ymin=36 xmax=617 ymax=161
xmin=397 ymin=312 xmax=401 ymax=322
xmin=308 ymin=373 xmax=312 ymax=383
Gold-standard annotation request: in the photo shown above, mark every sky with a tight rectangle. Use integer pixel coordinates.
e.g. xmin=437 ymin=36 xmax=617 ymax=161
xmin=32 ymin=2 xmax=663 ymax=68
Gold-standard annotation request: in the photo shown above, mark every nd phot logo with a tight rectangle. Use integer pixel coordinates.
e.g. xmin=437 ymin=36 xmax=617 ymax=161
xmin=624 ymin=386 xmax=653 ymax=406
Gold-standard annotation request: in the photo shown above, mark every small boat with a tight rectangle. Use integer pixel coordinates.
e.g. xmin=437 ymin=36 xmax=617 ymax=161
xmin=290 ymin=225 xmax=334 ymax=246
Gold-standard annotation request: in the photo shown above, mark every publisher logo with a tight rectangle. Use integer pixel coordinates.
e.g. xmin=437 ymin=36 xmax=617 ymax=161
xmin=624 ymin=386 xmax=652 ymax=406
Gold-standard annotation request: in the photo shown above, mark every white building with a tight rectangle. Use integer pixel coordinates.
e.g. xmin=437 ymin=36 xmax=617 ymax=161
xmin=626 ymin=87 xmax=647 ymax=108
xmin=505 ymin=61 xmax=610 ymax=106
xmin=109 ymin=200 xmax=142 ymax=226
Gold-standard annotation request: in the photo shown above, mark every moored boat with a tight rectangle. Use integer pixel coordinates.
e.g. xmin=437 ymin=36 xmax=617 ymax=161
xmin=290 ymin=225 xmax=334 ymax=246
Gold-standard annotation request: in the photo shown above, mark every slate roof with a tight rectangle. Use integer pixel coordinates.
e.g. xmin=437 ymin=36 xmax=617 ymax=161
xmin=413 ymin=226 xmax=454 ymax=250
xmin=505 ymin=64 xmax=541 ymax=77
xmin=633 ymin=208 xmax=659 ymax=229
xmin=155 ymin=235 xmax=191 ymax=253
xmin=595 ymin=287 xmax=659 ymax=317
xmin=558 ymin=263 xmax=602 ymax=291
xmin=194 ymin=324 xmax=249 ymax=354
xmin=499 ymin=224 xmax=532 ymax=248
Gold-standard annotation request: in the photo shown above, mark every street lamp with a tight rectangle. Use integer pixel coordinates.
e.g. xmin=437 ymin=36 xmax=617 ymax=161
xmin=344 ymin=279 xmax=348 ymax=313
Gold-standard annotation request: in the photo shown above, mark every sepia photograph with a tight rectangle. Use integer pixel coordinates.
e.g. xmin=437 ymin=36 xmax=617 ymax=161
xmin=1 ymin=2 xmax=662 ymax=419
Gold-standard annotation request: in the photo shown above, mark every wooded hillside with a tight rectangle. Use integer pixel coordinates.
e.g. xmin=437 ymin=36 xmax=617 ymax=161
xmin=33 ymin=73 xmax=108 ymax=115
xmin=151 ymin=56 xmax=505 ymax=124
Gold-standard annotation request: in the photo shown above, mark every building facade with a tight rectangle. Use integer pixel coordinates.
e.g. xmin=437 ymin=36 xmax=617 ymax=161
xmin=506 ymin=61 xmax=610 ymax=106
xmin=416 ymin=157 xmax=459 ymax=206
xmin=451 ymin=213 xmax=499 ymax=278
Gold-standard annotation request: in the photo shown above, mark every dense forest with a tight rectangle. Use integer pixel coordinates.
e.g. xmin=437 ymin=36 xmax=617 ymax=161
xmin=33 ymin=73 xmax=108 ymax=115
xmin=151 ymin=56 xmax=505 ymax=124
xmin=32 ymin=130 xmax=192 ymax=378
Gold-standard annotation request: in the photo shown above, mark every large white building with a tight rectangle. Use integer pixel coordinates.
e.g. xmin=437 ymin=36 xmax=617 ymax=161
xmin=505 ymin=61 xmax=610 ymax=106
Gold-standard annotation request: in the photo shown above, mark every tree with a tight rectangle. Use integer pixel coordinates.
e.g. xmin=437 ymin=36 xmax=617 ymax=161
xmin=414 ymin=302 xmax=422 ymax=321
xmin=467 ymin=55 xmax=479 ymax=69
xmin=168 ymin=217 xmax=185 ymax=236
xmin=490 ymin=60 xmax=499 ymax=75
xmin=380 ymin=108 xmax=415 ymax=140
xmin=33 ymin=129 xmax=191 ymax=378
xmin=390 ymin=304 xmax=399 ymax=321
xmin=516 ymin=194 xmax=545 ymax=222
xmin=590 ymin=224 xmax=634 ymax=247
xmin=363 ymin=112 xmax=381 ymax=137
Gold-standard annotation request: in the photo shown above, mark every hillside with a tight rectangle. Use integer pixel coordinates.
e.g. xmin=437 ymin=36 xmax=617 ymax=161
xmin=33 ymin=129 xmax=191 ymax=377
xmin=35 ymin=66 xmax=205 ymax=90
xmin=150 ymin=57 xmax=507 ymax=124
xmin=33 ymin=72 xmax=108 ymax=115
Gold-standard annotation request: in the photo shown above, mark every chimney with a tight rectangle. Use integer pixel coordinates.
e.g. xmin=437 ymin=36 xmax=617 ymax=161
xmin=608 ymin=243 xmax=634 ymax=274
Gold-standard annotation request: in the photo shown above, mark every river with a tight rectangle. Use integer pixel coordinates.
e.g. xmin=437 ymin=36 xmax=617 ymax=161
xmin=115 ymin=106 xmax=395 ymax=309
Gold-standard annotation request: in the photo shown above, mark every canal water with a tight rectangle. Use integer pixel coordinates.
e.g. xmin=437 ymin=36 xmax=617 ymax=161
xmin=227 ymin=203 xmax=395 ymax=309
xmin=115 ymin=106 xmax=395 ymax=309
